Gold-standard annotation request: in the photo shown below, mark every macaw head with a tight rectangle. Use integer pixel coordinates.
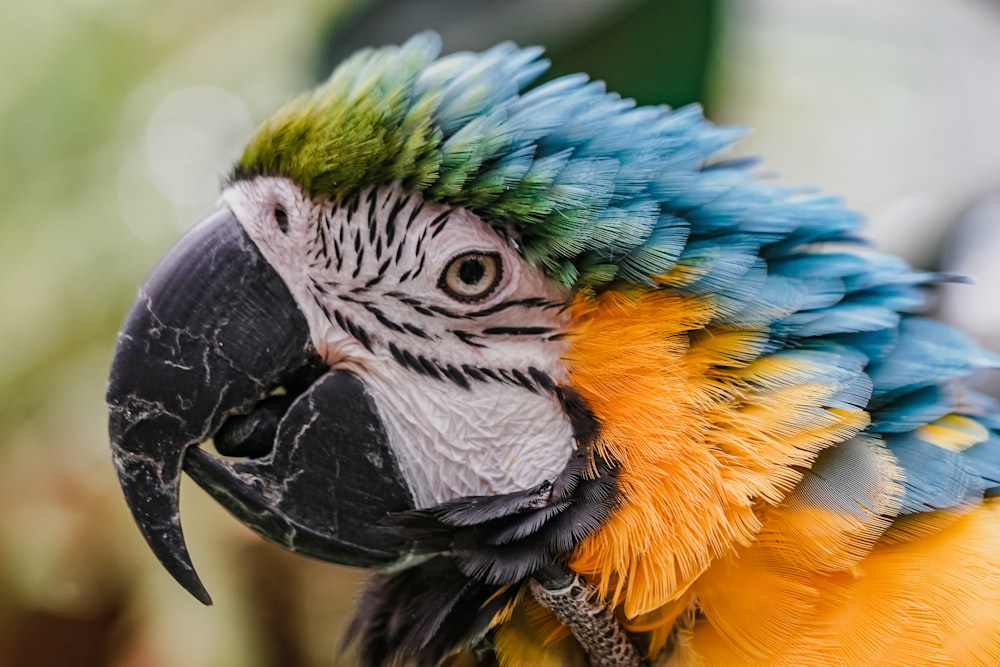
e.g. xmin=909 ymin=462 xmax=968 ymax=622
xmin=108 ymin=33 xmax=631 ymax=604
xmin=107 ymin=33 xmax=872 ymax=662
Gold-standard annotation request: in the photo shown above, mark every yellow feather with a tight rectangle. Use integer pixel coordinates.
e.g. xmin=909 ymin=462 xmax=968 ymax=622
xmin=679 ymin=499 xmax=1000 ymax=666
xmin=493 ymin=596 xmax=582 ymax=667
xmin=563 ymin=288 xmax=868 ymax=617
xmin=916 ymin=414 xmax=989 ymax=452
xmin=694 ymin=547 xmax=820 ymax=664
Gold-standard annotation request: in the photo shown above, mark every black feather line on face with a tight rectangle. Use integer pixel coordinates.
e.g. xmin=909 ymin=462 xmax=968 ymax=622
xmin=404 ymin=198 xmax=425 ymax=234
xmin=482 ymin=326 xmax=554 ymax=336
xmin=440 ymin=363 xmax=470 ymax=389
xmin=410 ymin=253 xmax=426 ymax=280
xmin=384 ymin=192 xmax=409 ymax=248
xmin=331 ymin=310 xmax=374 ymax=353
xmin=335 ymin=292 xmax=563 ymax=393
xmin=345 ymin=191 xmax=360 ymax=219
xmin=410 ymin=226 xmax=429 ymax=264
xmin=465 ymin=296 xmax=564 ymax=319
xmin=312 ymin=224 xmax=328 ymax=262
xmin=452 ymin=329 xmax=487 ymax=348
xmin=345 ymin=389 xmax=618 ymax=666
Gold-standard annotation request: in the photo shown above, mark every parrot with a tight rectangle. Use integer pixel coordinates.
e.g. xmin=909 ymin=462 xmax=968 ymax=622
xmin=106 ymin=32 xmax=1000 ymax=667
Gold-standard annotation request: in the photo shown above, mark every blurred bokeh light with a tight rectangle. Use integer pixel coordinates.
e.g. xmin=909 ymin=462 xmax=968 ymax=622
xmin=0 ymin=0 xmax=997 ymax=665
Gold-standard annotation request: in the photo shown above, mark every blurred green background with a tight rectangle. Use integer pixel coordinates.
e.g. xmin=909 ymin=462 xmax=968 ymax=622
xmin=1 ymin=0 xmax=998 ymax=665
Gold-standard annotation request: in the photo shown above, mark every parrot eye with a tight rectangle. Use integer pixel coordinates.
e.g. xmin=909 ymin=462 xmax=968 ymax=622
xmin=439 ymin=252 xmax=502 ymax=301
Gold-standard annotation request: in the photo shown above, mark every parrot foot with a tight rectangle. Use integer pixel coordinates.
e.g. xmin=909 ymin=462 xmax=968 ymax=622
xmin=530 ymin=566 xmax=644 ymax=667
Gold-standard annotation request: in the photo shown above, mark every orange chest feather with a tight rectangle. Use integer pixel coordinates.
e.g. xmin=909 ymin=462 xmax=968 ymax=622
xmin=561 ymin=288 xmax=868 ymax=622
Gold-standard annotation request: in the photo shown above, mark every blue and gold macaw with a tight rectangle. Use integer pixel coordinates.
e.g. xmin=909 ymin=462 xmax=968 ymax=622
xmin=107 ymin=34 xmax=1000 ymax=666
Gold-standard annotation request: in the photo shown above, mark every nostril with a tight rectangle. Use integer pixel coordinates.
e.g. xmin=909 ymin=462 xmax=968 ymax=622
xmin=215 ymin=394 xmax=294 ymax=458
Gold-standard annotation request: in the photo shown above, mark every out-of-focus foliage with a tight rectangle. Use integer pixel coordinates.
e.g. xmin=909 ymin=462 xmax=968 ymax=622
xmin=0 ymin=1 xmax=369 ymax=665
xmin=320 ymin=0 xmax=719 ymax=108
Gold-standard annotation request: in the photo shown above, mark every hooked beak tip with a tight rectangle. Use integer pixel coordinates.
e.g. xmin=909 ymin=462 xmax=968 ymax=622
xmin=111 ymin=441 xmax=213 ymax=605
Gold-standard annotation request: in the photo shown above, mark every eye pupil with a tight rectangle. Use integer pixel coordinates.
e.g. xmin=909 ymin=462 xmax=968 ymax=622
xmin=440 ymin=252 xmax=502 ymax=302
xmin=458 ymin=259 xmax=485 ymax=285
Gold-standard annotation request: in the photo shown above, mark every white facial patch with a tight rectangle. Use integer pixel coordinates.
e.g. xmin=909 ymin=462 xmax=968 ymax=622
xmin=222 ymin=177 xmax=577 ymax=507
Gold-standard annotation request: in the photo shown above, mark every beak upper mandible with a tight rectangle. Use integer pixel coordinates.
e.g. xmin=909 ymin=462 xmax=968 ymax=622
xmin=106 ymin=207 xmax=318 ymax=604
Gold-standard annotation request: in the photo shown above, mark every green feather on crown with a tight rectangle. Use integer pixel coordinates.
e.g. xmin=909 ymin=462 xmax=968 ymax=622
xmin=234 ymin=32 xmax=860 ymax=288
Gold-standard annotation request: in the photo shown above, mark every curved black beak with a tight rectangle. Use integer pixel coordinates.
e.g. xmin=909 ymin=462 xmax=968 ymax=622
xmin=107 ymin=207 xmax=413 ymax=605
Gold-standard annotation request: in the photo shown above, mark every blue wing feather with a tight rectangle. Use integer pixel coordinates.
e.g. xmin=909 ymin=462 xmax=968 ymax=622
xmin=884 ymin=432 xmax=986 ymax=514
